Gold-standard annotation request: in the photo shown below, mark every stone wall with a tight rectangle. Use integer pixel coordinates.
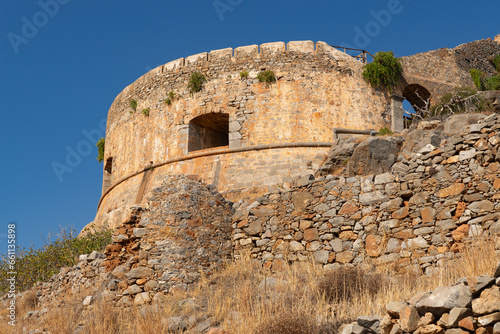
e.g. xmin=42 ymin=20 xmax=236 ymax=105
xmin=36 ymin=176 xmax=234 ymax=308
xmin=232 ymin=113 xmax=500 ymax=276
xmin=95 ymin=40 xmax=392 ymax=224
xmin=399 ymin=36 xmax=500 ymax=108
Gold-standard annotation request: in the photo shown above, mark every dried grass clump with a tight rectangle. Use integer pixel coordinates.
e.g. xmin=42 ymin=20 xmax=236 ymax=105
xmin=18 ymin=290 xmax=38 ymax=315
xmin=255 ymin=310 xmax=319 ymax=334
xmin=318 ymin=266 xmax=384 ymax=303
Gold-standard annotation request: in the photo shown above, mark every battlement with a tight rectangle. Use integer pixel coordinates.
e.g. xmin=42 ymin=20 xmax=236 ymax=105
xmin=119 ymin=41 xmax=360 ymax=97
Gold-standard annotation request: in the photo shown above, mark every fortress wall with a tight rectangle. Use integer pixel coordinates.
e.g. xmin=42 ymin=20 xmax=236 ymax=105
xmin=399 ymin=37 xmax=500 ymax=105
xmin=400 ymin=48 xmax=471 ymax=104
xmin=97 ymin=146 xmax=329 ymax=221
xmin=96 ymin=41 xmax=391 ymax=222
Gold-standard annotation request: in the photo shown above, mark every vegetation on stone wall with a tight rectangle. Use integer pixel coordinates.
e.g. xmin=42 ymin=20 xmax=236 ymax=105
xmin=430 ymin=86 xmax=491 ymax=116
xmin=377 ymin=127 xmax=393 ymax=136
xmin=470 ymin=69 xmax=487 ymax=91
xmin=486 ymin=75 xmax=500 ymax=90
xmin=188 ymin=72 xmax=206 ymax=93
xmin=257 ymin=70 xmax=276 ymax=85
xmin=470 ymin=68 xmax=500 ymax=91
xmin=240 ymin=70 xmax=249 ymax=79
xmin=362 ymin=51 xmax=402 ymax=92
xmin=96 ymin=137 xmax=105 ymax=163
xmin=493 ymin=55 xmax=500 ymax=72
xmin=164 ymin=91 xmax=178 ymax=105
xmin=0 ymin=225 xmax=112 ymax=293
xmin=129 ymin=99 xmax=137 ymax=113
xmin=142 ymin=107 xmax=150 ymax=116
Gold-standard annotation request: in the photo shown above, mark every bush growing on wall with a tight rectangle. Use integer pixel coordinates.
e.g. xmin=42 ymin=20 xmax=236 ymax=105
xmin=493 ymin=55 xmax=500 ymax=72
xmin=486 ymin=75 xmax=500 ymax=90
xmin=96 ymin=137 xmax=105 ymax=163
xmin=470 ymin=68 xmax=500 ymax=91
xmin=470 ymin=69 xmax=487 ymax=91
xmin=129 ymin=99 xmax=137 ymax=112
xmin=257 ymin=70 xmax=276 ymax=85
xmin=188 ymin=72 xmax=206 ymax=94
xmin=362 ymin=51 xmax=402 ymax=92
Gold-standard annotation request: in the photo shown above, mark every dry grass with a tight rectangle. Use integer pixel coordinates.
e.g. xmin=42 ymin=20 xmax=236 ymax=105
xmin=2 ymin=237 xmax=499 ymax=334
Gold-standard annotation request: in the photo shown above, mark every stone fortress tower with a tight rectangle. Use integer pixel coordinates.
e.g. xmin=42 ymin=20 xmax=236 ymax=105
xmin=93 ymin=37 xmax=500 ymax=228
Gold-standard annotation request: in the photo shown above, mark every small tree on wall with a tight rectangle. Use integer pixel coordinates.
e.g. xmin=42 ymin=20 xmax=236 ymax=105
xmin=188 ymin=72 xmax=206 ymax=94
xmin=96 ymin=138 xmax=105 ymax=163
xmin=362 ymin=51 xmax=402 ymax=93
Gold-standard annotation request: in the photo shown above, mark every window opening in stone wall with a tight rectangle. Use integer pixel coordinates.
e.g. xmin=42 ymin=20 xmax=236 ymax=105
xmin=188 ymin=113 xmax=229 ymax=153
xmin=102 ymin=157 xmax=113 ymax=194
xmin=104 ymin=157 xmax=113 ymax=174
xmin=402 ymin=84 xmax=431 ymax=129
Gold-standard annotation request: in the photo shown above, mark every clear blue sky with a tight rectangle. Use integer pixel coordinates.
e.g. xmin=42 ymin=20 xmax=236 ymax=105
xmin=1 ymin=0 xmax=499 ymax=251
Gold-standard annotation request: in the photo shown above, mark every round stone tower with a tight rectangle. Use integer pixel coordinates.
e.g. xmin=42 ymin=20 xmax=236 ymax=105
xmin=94 ymin=40 xmax=391 ymax=227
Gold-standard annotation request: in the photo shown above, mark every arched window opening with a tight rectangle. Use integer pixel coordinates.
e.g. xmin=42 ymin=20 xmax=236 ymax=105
xmin=188 ymin=113 xmax=229 ymax=153
xmin=403 ymin=84 xmax=431 ymax=129
xmin=403 ymin=84 xmax=431 ymax=114
xmin=102 ymin=157 xmax=113 ymax=194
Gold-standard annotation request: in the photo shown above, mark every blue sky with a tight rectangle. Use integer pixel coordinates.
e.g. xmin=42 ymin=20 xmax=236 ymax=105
xmin=1 ymin=0 xmax=499 ymax=251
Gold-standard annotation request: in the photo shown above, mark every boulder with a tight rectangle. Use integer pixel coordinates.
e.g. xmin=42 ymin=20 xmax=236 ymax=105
xmin=348 ymin=137 xmax=403 ymax=176
xmin=416 ymin=284 xmax=472 ymax=316
xmin=403 ymin=129 xmax=444 ymax=153
xmin=471 ymin=286 xmax=500 ymax=315
xmin=438 ymin=113 xmax=486 ymax=136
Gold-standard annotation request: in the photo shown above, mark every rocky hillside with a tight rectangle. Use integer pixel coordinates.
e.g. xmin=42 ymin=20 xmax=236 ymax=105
xmin=6 ymin=112 xmax=500 ymax=333
xmin=344 ymin=265 xmax=500 ymax=334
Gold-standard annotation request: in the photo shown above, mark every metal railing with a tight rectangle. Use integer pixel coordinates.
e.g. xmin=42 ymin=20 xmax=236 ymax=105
xmin=329 ymin=45 xmax=374 ymax=63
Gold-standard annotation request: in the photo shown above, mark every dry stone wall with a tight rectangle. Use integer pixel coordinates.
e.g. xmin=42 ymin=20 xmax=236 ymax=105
xmin=34 ymin=176 xmax=234 ymax=309
xmin=232 ymin=113 xmax=500 ymax=275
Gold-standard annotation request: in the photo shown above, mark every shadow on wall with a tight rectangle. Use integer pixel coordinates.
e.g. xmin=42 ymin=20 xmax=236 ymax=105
xmin=188 ymin=113 xmax=229 ymax=152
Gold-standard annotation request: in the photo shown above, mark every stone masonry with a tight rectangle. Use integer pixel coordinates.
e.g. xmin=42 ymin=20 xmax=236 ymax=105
xmin=232 ymin=113 xmax=500 ymax=275
xmin=93 ymin=40 xmax=394 ymax=229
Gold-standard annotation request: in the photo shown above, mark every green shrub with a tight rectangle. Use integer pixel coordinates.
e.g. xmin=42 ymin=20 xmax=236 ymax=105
xmin=470 ymin=69 xmax=487 ymax=91
xmin=240 ymin=70 xmax=249 ymax=79
xmin=486 ymin=75 xmax=500 ymax=90
xmin=129 ymin=99 xmax=138 ymax=112
xmin=188 ymin=72 xmax=206 ymax=93
xmin=96 ymin=138 xmax=105 ymax=163
xmin=0 ymin=225 xmax=112 ymax=293
xmin=164 ymin=91 xmax=178 ymax=105
xmin=377 ymin=127 xmax=394 ymax=136
xmin=257 ymin=70 xmax=276 ymax=85
xmin=493 ymin=55 xmax=500 ymax=72
xmin=142 ymin=107 xmax=150 ymax=116
xmin=362 ymin=51 xmax=402 ymax=92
